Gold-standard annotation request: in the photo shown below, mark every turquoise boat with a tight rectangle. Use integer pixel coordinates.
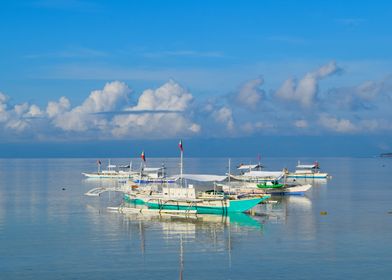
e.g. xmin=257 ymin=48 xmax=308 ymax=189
xmin=145 ymin=195 xmax=269 ymax=214
xmin=125 ymin=184 xmax=270 ymax=214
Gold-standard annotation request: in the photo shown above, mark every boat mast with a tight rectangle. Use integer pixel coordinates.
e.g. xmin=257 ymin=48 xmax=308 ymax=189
xmin=97 ymin=160 xmax=101 ymax=173
xmin=228 ymin=158 xmax=231 ymax=183
xmin=179 ymin=140 xmax=184 ymax=187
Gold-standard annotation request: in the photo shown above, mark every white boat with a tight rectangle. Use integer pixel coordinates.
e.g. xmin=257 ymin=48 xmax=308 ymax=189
xmin=287 ymin=161 xmax=329 ymax=179
xmin=221 ymin=182 xmax=312 ymax=196
xmin=229 ymin=170 xmax=286 ymax=183
xmin=132 ymin=166 xmax=176 ymax=184
xmin=229 ymin=162 xmax=285 ymax=183
xmin=82 ymin=160 xmax=138 ymax=179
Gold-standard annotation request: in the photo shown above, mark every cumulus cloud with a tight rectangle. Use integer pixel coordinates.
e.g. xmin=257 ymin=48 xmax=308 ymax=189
xmin=1 ymin=64 xmax=392 ymax=140
xmin=110 ymin=80 xmax=200 ymax=138
xmin=242 ymin=121 xmax=274 ymax=134
xmin=276 ymin=61 xmax=340 ymax=107
xmin=51 ymin=81 xmax=130 ymax=132
xmin=0 ymin=80 xmax=202 ymax=139
xmin=318 ymin=115 xmax=357 ymax=133
xmin=212 ymin=106 xmax=235 ymax=131
xmin=0 ymin=92 xmax=9 ymax=122
xmin=236 ymin=77 xmax=264 ymax=109
xmin=46 ymin=97 xmax=71 ymax=118
xmin=294 ymin=120 xmax=308 ymax=128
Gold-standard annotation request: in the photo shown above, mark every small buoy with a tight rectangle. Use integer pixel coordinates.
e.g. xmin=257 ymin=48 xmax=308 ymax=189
xmin=320 ymin=211 xmax=328 ymax=215
xmin=62 ymin=187 xmax=66 ymax=191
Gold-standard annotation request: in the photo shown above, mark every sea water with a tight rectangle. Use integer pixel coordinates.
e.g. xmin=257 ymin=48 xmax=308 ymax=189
xmin=0 ymin=157 xmax=391 ymax=279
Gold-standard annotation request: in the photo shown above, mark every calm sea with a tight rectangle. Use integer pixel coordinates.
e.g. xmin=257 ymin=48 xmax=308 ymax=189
xmin=1 ymin=157 xmax=391 ymax=279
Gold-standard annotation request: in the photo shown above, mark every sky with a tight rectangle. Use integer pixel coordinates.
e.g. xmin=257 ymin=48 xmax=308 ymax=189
xmin=1 ymin=0 xmax=392 ymax=157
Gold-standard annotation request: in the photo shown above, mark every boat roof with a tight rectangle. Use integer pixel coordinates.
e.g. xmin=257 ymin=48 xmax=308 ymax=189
xmin=172 ymin=174 xmax=227 ymax=182
xmin=237 ymin=164 xmax=262 ymax=170
xmin=296 ymin=164 xmax=317 ymax=169
xmin=242 ymin=171 xmax=285 ymax=179
xmin=143 ymin=167 xmax=163 ymax=172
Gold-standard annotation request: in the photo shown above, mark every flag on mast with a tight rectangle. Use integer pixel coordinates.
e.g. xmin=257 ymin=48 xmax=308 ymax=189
xmin=97 ymin=160 xmax=101 ymax=165
xmin=141 ymin=151 xmax=146 ymax=162
xmin=178 ymin=139 xmax=183 ymax=152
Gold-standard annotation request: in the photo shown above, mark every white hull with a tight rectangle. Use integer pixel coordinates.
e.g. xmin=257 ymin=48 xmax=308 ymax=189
xmin=221 ymin=183 xmax=312 ymax=196
xmin=82 ymin=172 xmax=135 ymax=179
xmin=265 ymin=184 xmax=312 ymax=195
xmin=287 ymin=172 xmax=328 ymax=179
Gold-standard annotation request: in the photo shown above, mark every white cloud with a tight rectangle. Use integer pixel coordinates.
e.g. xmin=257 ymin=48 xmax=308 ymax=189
xmin=236 ymin=77 xmax=264 ymax=109
xmin=294 ymin=120 xmax=308 ymax=128
xmin=242 ymin=121 xmax=274 ymax=134
xmin=356 ymin=80 xmax=382 ymax=100
xmin=318 ymin=115 xmax=357 ymax=133
xmin=51 ymin=81 xmax=130 ymax=132
xmin=276 ymin=61 xmax=340 ymax=107
xmin=26 ymin=105 xmax=44 ymax=117
xmin=0 ymin=92 xmax=9 ymax=122
xmin=212 ymin=107 xmax=234 ymax=131
xmin=111 ymin=80 xmax=200 ymax=138
xmin=46 ymin=97 xmax=71 ymax=118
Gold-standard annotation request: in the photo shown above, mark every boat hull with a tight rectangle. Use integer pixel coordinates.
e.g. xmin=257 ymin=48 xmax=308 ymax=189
xmin=144 ymin=196 xmax=269 ymax=214
xmin=82 ymin=172 xmax=133 ymax=179
xmin=265 ymin=184 xmax=312 ymax=195
xmin=287 ymin=173 xmax=328 ymax=179
xmin=133 ymin=179 xmax=176 ymax=184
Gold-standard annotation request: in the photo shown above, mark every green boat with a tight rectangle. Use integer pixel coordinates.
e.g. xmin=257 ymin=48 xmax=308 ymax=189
xmin=257 ymin=180 xmax=284 ymax=189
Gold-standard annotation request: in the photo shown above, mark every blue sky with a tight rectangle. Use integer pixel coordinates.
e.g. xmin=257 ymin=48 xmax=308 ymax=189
xmin=1 ymin=0 xmax=392 ymax=156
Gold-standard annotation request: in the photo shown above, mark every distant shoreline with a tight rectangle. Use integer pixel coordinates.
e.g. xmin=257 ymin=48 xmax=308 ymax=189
xmin=380 ymin=153 xmax=392 ymax=157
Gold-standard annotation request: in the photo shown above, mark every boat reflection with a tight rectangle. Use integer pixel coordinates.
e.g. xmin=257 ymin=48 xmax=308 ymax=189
xmin=253 ymin=195 xmax=313 ymax=224
xmin=286 ymin=177 xmax=329 ymax=186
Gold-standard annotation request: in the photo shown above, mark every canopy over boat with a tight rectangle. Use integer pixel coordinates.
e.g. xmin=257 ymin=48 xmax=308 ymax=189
xmin=237 ymin=164 xmax=262 ymax=170
xmin=143 ymin=167 xmax=164 ymax=172
xmin=296 ymin=164 xmax=318 ymax=169
xmin=172 ymin=174 xmax=228 ymax=182
xmin=242 ymin=171 xmax=285 ymax=179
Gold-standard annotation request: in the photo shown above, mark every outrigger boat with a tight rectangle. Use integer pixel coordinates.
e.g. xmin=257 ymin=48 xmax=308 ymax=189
xmin=221 ymin=181 xmax=312 ymax=196
xmin=132 ymin=166 xmax=176 ymax=184
xmin=125 ymin=141 xmax=270 ymax=214
xmin=229 ymin=169 xmax=286 ymax=183
xmin=82 ymin=160 xmax=139 ymax=179
xmin=286 ymin=161 xmax=329 ymax=179
xmin=125 ymin=174 xmax=270 ymax=214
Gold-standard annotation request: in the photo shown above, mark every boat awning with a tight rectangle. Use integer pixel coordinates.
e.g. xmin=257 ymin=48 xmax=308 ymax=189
xmin=237 ymin=164 xmax=262 ymax=170
xmin=242 ymin=171 xmax=284 ymax=179
xmin=172 ymin=174 xmax=228 ymax=182
xmin=296 ymin=164 xmax=317 ymax=169
xmin=143 ymin=167 xmax=163 ymax=172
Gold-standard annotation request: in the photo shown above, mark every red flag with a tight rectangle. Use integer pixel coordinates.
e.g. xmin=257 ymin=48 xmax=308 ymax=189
xmin=141 ymin=151 xmax=146 ymax=162
xmin=178 ymin=139 xmax=183 ymax=152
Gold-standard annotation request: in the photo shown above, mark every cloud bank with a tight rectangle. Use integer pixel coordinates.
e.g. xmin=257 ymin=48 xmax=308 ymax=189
xmin=1 ymin=61 xmax=392 ymax=141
